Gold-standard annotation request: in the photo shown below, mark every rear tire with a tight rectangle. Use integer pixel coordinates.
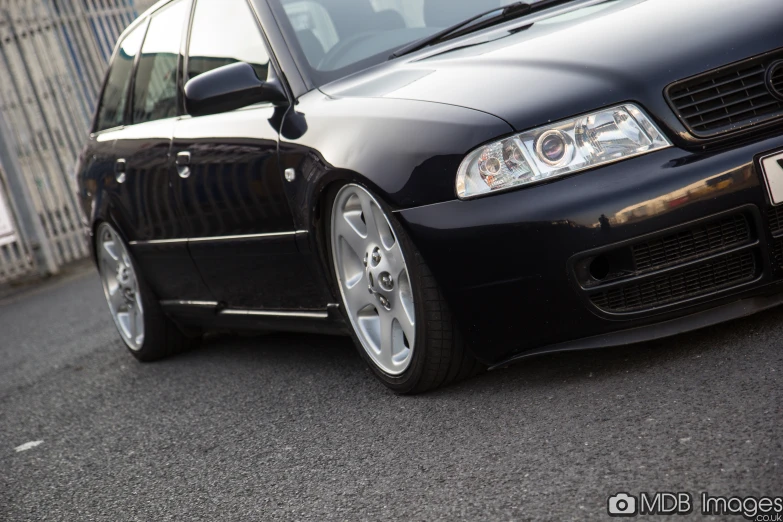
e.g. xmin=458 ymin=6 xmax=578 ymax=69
xmin=326 ymin=183 xmax=483 ymax=394
xmin=96 ymin=222 xmax=198 ymax=362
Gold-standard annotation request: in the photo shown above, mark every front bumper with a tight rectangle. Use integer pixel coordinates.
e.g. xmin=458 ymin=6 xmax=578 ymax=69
xmin=397 ymin=132 xmax=783 ymax=365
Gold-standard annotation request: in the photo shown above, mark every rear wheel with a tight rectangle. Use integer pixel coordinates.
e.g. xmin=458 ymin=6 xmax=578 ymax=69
xmin=327 ymin=183 xmax=482 ymax=393
xmin=96 ymin=222 xmax=197 ymax=361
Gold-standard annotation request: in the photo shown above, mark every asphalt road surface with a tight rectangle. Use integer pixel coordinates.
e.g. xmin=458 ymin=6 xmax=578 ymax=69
xmin=1 ymin=266 xmax=781 ymax=521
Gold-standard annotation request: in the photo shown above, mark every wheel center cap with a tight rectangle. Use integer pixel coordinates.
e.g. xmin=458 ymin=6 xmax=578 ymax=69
xmin=365 ymin=245 xmax=393 ymax=310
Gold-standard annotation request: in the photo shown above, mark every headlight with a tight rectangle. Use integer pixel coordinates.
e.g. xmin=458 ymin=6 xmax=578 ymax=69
xmin=456 ymin=104 xmax=671 ymax=199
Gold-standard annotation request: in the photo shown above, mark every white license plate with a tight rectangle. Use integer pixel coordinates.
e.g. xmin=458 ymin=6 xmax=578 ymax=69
xmin=761 ymin=150 xmax=783 ymax=205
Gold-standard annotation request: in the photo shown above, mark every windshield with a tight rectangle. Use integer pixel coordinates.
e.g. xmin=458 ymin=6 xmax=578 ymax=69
xmin=269 ymin=0 xmax=530 ymax=85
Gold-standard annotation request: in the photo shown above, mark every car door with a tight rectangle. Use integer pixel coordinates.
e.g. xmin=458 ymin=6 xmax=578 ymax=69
xmin=87 ymin=20 xmax=146 ymax=249
xmin=107 ymin=0 xmax=213 ymax=302
xmin=170 ymin=0 xmax=322 ymax=310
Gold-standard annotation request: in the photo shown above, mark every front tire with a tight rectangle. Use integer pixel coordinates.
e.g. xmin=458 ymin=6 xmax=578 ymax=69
xmin=96 ymin=222 xmax=197 ymax=361
xmin=327 ymin=183 xmax=482 ymax=394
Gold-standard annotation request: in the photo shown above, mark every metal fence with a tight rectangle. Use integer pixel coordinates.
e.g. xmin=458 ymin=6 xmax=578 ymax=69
xmin=0 ymin=0 xmax=138 ymax=284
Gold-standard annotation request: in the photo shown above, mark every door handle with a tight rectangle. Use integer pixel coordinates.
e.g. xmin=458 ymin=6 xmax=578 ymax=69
xmin=114 ymin=158 xmax=126 ymax=184
xmin=176 ymin=151 xmax=191 ymax=179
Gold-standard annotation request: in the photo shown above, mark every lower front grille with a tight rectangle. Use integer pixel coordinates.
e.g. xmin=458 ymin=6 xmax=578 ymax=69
xmin=590 ymin=251 xmax=757 ymax=313
xmin=632 ymin=214 xmax=750 ymax=271
xmin=772 ymin=237 xmax=783 ymax=267
xmin=767 ymin=206 xmax=783 ymax=236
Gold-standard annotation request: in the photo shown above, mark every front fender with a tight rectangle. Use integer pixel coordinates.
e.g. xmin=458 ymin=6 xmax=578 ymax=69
xmin=277 ymin=90 xmax=513 ymax=233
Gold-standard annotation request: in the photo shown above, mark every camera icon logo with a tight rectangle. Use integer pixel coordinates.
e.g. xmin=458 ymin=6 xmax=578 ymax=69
xmin=608 ymin=493 xmax=638 ymax=517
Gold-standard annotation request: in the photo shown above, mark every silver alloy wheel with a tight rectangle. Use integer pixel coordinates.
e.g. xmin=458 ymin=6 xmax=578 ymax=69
xmin=97 ymin=223 xmax=145 ymax=351
xmin=331 ymin=184 xmax=415 ymax=375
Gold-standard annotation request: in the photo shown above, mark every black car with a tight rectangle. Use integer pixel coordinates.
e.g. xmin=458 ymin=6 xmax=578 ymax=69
xmin=76 ymin=0 xmax=783 ymax=393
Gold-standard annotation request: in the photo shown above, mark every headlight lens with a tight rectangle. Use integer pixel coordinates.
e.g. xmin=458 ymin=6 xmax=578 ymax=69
xmin=456 ymin=104 xmax=671 ymax=199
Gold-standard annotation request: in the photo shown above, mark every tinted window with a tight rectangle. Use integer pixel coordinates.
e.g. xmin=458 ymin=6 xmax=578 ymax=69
xmin=187 ymin=0 xmax=270 ymax=82
xmin=132 ymin=0 xmax=191 ymax=124
xmin=95 ymin=22 xmax=146 ymax=132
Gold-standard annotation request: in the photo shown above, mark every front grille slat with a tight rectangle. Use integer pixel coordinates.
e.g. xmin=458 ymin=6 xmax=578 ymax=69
xmin=666 ymin=50 xmax=783 ymax=138
xmin=630 ymin=214 xmax=750 ymax=271
xmin=684 ymin=91 xmax=775 ymax=120
xmin=669 ymin=67 xmax=765 ymax=100
xmin=677 ymin=80 xmax=767 ymax=110
xmin=693 ymin=100 xmax=781 ymax=129
xmin=590 ymin=251 xmax=757 ymax=313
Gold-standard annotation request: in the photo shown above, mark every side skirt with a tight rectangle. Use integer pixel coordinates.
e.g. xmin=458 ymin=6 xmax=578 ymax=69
xmin=160 ymin=300 xmax=347 ymax=336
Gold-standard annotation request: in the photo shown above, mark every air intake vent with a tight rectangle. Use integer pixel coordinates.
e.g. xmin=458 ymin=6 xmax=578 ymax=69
xmin=768 ymin=206 xmax=783 ymax=236
xmin=772 ymin=237 xmax=783 ymax=267
xmin=666 ymin=50 xmax=783 ymax=138
xmin=590 ymin=251 xmax=757 ymax=313
xmin=632 ymin=214 xmax=750 ymax=271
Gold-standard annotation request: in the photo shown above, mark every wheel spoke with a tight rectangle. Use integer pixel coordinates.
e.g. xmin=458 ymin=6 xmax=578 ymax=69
xmin=396 ymin=268 xmax=415 ymax=328
xmin=117 ymin=311 xmax=131 ymax=339
xmin=393 ymin=304 xmax=415 ymax=348
xmin=378 ymin=311 xmax=395 ymax=370
xmin=101 ymin=241 xmax=119 ymax=272
xmin=358 ymin=192 xmax=382 ymax=244
xmin=343 ymin=276 xmax=372 ymax=316
xmin=384 ymin=239 xmax=405 ymax=277
xmin=337 ymin=222 xmax=368 ymax=263
xmin=108 ymin=285 xmax=125 ymax=313
xmin=129 ymin=304 xmax=138 ymax=341
xmin=121 ymin=251 xmax=132 ymax=269
xmin=371 ymin=204 xmax=396 ymax=251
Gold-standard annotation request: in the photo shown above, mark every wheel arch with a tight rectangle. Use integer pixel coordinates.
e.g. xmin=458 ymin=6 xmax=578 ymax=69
xmin=309 ymin=172 xmax=392 ymax=304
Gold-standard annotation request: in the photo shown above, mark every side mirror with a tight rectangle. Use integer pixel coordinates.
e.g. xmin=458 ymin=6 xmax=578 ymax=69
xmin=184 ymin=62 xmax=287 ymax=117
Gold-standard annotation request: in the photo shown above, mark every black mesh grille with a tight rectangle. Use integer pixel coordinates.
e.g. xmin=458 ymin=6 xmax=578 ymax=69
xmin=772 ymin=237 xmax=783 ymax=266
xmin=768 ymin=206 xmax=783 ymax=235
xmin=666 ymin=51 xmax=783 ymax=138
xmin=590 ymin=251 xmax=757 ymax=313
xmin=632 ymin=214 xmax=751 ymax=271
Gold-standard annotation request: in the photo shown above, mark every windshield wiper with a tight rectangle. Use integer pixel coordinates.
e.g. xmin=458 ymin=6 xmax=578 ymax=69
xmin=390 ymin=2 xmax=531 ymax=59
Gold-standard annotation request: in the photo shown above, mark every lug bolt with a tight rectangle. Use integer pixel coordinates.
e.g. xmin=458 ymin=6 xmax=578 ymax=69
xmin=379 ymin=272 xmax=393 ymax=290
xmin=378 ymin=295 xmax=391 ymax=310
xmin=363 ymin=252 xmax=368 ymax=267
xmin=371 ymin=247 xmax=381 ymax=266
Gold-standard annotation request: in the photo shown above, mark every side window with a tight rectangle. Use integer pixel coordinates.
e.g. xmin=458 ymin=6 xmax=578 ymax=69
xmin=187 ymin=0 xmax=271 ymax=83
xmin=132 ymin=0 xmax=191 ymax=124
xmin=95 ymin=22 xmax=146 ymax=132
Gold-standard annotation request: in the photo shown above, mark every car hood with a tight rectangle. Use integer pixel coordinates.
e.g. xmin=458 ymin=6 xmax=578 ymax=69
xmin=321 ymin=0 xmax=783 ymax=139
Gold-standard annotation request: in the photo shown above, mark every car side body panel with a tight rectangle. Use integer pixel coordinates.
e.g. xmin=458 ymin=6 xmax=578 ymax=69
xmin=169 ymin=106 xmax=327 ymax=309
xmin=277 ymin=91 xmax=514 ymax=223
xmin=74 ymin=0 xmax=783 ymax=365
